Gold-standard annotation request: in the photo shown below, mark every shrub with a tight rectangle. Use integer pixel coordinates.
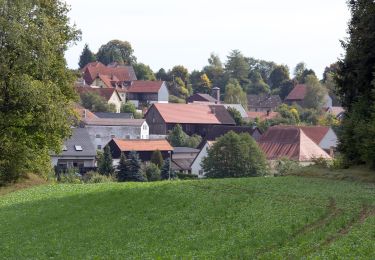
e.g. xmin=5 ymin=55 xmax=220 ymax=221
xmin=274 ymin=158 xmax=301 ymax=176
xmin=176 ymin=172 xmax=198 ymax=180
xmin=143 ymin=163 xmax=161 ymax=181
xmin=58 ymin=168 xmax=82 ymax=184
xmin=312 ymin=156 xmax=332 ymax=168
xmin=84 ymin=171 xmax=114 ymax=184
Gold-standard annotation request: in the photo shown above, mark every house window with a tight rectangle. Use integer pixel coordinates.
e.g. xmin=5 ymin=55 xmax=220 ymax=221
xmin=74 ymin=145 xmax=83 ymax=151
xmin=199 ymin=170 xmax=203 ymax=176
xmin=62 ymin=145 xmax=67 ymax=151
xmin=95 ymin=134 xmax=101 ymax=138
xmin=97 ymin=145 xmax=102 ymax=150
xmin=143 ymin=125 xmax=147 ymax=130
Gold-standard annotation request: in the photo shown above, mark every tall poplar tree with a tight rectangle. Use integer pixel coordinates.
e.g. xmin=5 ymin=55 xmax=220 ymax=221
xmin=78 ymin=44 xmax=96 ymax=69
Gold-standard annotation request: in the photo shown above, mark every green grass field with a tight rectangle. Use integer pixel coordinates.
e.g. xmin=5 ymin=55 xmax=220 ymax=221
xmin=1 ymin=177 xmax=375 ymax=259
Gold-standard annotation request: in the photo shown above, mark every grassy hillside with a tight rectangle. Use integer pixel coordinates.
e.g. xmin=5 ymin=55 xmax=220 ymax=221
xmin=0 ymin=177 xmax=374 ymax=259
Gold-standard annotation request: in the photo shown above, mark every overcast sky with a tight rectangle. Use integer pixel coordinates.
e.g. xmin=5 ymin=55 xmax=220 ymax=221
xmin=64 ymin=0 xmax=350 ymax=78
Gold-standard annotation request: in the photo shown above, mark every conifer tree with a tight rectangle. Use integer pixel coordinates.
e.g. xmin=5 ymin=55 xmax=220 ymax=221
xmin=161 ymin=158 xmax=171 ymax=180
xmin=78 ymin=44 xmax=96 ymax=69
xmin=117 ymin=152 xmax=129 ymax=182
xmin=151 ymin=150 xmax=163 ymax=168
xmin=98 ymin=146 xmax=114 ymax=176
xmin=127 ymin=151 xmax=145 ymax=182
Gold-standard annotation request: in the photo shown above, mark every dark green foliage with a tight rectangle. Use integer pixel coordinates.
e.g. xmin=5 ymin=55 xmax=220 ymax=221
xmin=127 ymin=151 xmax=146 ymax=182
xmin=170 ymin=65 xmax=189 ymax=85
xmin=224 ymin=79 xmax=248 ymax=109
xmin=143 ymin=163 xmax=161 ymax=181
xmin=98 ymin=146 xmax=114 ymax=176
xmin=120 ymin=101 xmax=142 ymax=118
xmin=227 ymin=107 xmax=244 ymax=126
xmin=80 ymin=92 xmax=116 ymax=112
xmin=96 ymin=40 xmax=136 ymax=65
xmin=117 ymin=153 xmax=129 ymax=182
xmin=150 ymin=150 xmax=163 ymax=168
xmin=78 ymin=44 xmax=96 ymax=69
xmin=155 ymin=68 xmax=169 ymax=81
xmin=247 ymin=71 xmax=271 ymax=94
xmin=269 ymin=65 xmax=290 ymax=90
xmin=133 ymin=63 xmax=156 ymax=80
xmin=160 ymin=158 xmax=172 ymax=180
xmin=167 ymin=124 xmax=202 ymax=148
xmin=0 ymin=0 xmax=80 ymax=184
xmin=202 ymin=131 xmax=269 ymax=178
xmin=335 ymin=0 xmax=375 ymax=167
xmin=279 ymin=80 xmax=295 ymax=100
xmin=176 ymin=172 xmax=198 ymax=180
xmin=304 ymin=75 xmax=327 ymax=110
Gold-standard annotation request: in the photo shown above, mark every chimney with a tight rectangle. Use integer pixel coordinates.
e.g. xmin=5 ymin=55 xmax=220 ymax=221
xmin=212 ymin=87 xmax=220 ymax=104
xmin=83 ymin=109 xmax=87 ymax=119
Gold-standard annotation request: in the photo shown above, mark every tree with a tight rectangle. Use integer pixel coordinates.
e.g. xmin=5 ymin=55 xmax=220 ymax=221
xmin=98 ymin=146 xmax=114 ymax=176
xmin=151 ymin=150 xmax=163 ymax=168
xmin=78 ymin=44 xmax=96 ymax=69
xmin=143 ymin=163 xmax=161 ymax=181
xmin=227 ymin=107 xmax=244 ymax=126
xmin=304 ymin=75 xmax=327 ymax=110
xmin=184 ymin=134 xmax=202 ymax=149
xmin=168 ymin=124 xmax=186 ymax=147
xmin=96 ymin=40 xmax=136 ymax=65
xmin=335 ymin=0 xmax=375 ymax=167
xmin=80 ymin=92 xmax=116 ymax=112
xmin=126 ymin=151 xmax=145 ymax=181
xmin=170 ymin=65 xmax=189 ymax=85
xmin=202 ymin=132 xmax=268 ymax=178
xmin=203 ymin=53 xmax=225 ymax=90
xmin=224 ymin=79 xmax=248 ymax=109
xmin=133 ymin=63 xmax=156 ymax=81
xmin=248 ymin=72 xmax=271 ymax=94
xmin=279 ymin=80 xmax=295 ymax=100
xmin=161 ymin=158 xmax=171 ymax=180
xmin=269 ymin=65 xmax=290 ymax=89
xmin=155 ymin=68 xmax=169 ymax=81
xmin=225 ymin=50 xmax=250 ymax=85
xmin=117 ymin=152 xmax=129 ymax=182
xmin=293 ymin=62 xmax=307 ymax=82
xmin=0 ymin=0 xmax=80 ymax=184
xmin=196 ymin=73 xmax=212 ymax=94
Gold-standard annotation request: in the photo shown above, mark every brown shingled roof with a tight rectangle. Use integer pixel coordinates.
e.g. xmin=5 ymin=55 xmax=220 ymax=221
xmin=149 ymin=103 xmax=235 ymax=125
xmin=258 ymin=126 xmax=331 ymax=161
xmin=285 ymin=84 xmax=307 ymax=101
xmin=112 ymin=139 xmax=173 ymax=152
xmin=127 ymin=81 xmax=164 ymax=93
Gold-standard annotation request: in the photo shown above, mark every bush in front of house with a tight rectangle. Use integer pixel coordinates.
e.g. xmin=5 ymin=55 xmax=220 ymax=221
xmin=84 ymin=171 xmax=114 ymax=184
xmin=176 ymin=172 xmax=198 ymax=180
xmin=202 ymin=131 xmax=269 ymax=178
xmin=142 ymin=163 xmax=161 ymax=181
xmin=274 ymin=158 xmax=301 ymax=176
xmin=57 ymin=168 xmax=82 ymax=184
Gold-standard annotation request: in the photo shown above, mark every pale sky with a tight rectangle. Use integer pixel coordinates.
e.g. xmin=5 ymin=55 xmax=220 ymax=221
xmin=64 ymin=0 xmax=351 ymax=78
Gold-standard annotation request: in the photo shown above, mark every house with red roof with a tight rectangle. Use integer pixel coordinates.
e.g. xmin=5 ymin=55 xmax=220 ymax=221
xmin=285 ymin=84 xmax=332 ymax=108
xmin=145 ymin=103 xmax=236 ymax=136
xmin=257 ymin=126 xmax=332 ymax=165
xmin=105 ymin=138 xmax=173 ymax=163
xmin=127 ymin=80 xmax=169 ymax=108
xmin=76 ymin=87 xmax=123 ymax=113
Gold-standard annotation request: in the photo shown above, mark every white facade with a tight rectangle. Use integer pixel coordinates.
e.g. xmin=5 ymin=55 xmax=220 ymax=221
xmin=191 ymin=141 xmax=214 ymax=178
xmin=158 ymin=82 xmax=169 ymax=103
xmin=319 ymin=128 xmax=338 ymax=151
xmin=85 ymin=121 xmax=149 ymax=150
xmin=108 ymin=92 xmax=123 ymax=113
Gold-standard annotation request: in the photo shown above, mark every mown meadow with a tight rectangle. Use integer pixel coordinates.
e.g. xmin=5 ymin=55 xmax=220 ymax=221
xmin=0 ymin=177 xmax=374 ymax=259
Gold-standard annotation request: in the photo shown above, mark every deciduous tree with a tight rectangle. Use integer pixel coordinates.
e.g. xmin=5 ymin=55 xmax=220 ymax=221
xmin=96 ymin=40 xmax=136 ymax=65
xmin=224 ymin=79 xmax=248 ymax=109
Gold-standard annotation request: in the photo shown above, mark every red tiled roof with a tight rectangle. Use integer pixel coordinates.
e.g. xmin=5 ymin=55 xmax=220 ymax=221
xmin=113 ymin=139 xmax=173 ymax=152
xmin=150 ymin=103 xmax=235 ymax=125
xmin=298 ymin=126 xmax=330 ymax=145
xmin=247 ymin=111 xmax=279 ymax=121
xmin=285 ymin=84 xmax=307 ymax=101
xmin=127 ymin=81 xmax=164 ymax=93
xmin=82 ymin=62 xmax=137 ymax=85
xmin=76 ymin=87 xmax=120 ymax=101
xmin=258 ymin=126 xmax=331 ymax=161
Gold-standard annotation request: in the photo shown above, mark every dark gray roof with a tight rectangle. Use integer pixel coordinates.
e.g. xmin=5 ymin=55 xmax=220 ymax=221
xmin=83 ymin=118 xmax=145 ymax=126
xmin=56 ymin=128 xmax=96 ymax=157
xmin=94 ymin=112 xmax=133 ymax=119
xmin=187 ymin=93 xmax=217 ymax=103
xmin=247 ymin=94 xmax=282 ymax=109
xmin=173 ymin=147 xmax=200 ymax=154
xmin=171 ymin=158 xmax=194 ymax=171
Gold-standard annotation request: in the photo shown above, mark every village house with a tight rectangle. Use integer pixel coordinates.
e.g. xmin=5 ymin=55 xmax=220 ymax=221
xmin=105 ymin=139 xmax=173 ymax=165
xmin=81 ymin=118 xmax=149 ymax=150
xmin=171 ymin=147 xmax=200 ymax=175
xmin=285 ymin=84 xmax=332 ymax=108
xmin=145 ymin=103 xmax=236 ymax=137
xmin=326 ymin=106 xmax=345 ymax=120
xmin=247 ymin=94 xmax=282 ymax=112
xmin=76 ymin=87 xmax=123 ymax=113
xmin=257 ymin=125 xmax=331 ymax=166
xmin=297 ymin=126 xmax=338 ymax=153
xmin=51 ymin=128 xmax=97 ymax=174
xmin=94 ymin=112 xmax=134 ymax=119
xmin=190 ymin=141 xmax=215 ymax=178
xmin=126 ymin=80 xmax=169 ymax=108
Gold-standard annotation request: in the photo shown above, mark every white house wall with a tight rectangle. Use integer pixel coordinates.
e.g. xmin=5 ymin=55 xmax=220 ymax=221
xmin=158 ymin=83 xmax=169 ymax=103
xmin=319 ymin=128 xmax=338 ymax=150
xmin=191 ymin=142 xmax=210 ymax=178
xmin=109 ymin=93 xmax=122 ymax=113
xmin=85 ymin=125 xmax=146 ymax=150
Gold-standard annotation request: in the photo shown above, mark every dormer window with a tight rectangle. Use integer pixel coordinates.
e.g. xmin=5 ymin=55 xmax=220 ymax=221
xmin=62 ymin=145 xmax=67 ymax=151
xmin=74 ymin=145 xmax=83 ymax=151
